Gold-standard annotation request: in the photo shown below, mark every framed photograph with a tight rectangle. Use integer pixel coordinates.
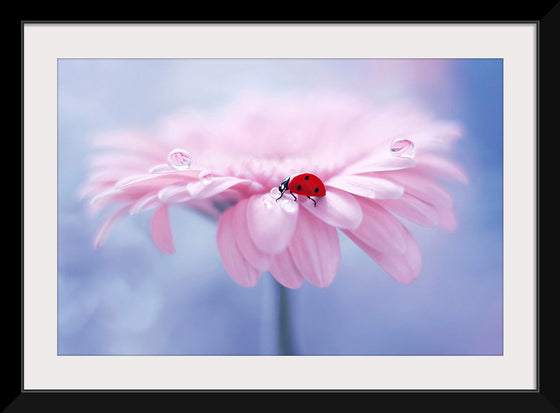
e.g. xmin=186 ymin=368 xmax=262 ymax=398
xmin=17 ymin=16 xmax=551 ymax=410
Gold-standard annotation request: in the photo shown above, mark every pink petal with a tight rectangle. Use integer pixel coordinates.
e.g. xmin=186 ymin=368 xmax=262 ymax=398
xmin=217 ymin=206 xmax=260 ymax=287
xmin=376 ymin=193 xmax=440 ymax=227
xmin=302 ymin=187 xmax=362 ymax=230
xmin=231 ymin=199 xmax=272 ymax=271
xmin=93 ymin=205 xmax=129 ymax=248
xmin=78 ymin=181 xmax=115 ymax=200
xmin=415 ymin=155 xmax=468 ymax=184
xmin=326 ymin=174 xmax=404 ymax=199
xmin=380 ymin=170 xmax=453 ymax=209
xmin=288 ymin=208 xmax=340 ymax=288
xmin=187 ymin=177 xmax=257 ymax=200
xmin=158 ymin=185 xmax=191 ymax=203
xmin=344 ymin=225 xmax=422 ymax=285
xmin=246 ymin=193 xmax=299 ymax=255
xmin=88 ymin=190 xmax=138 ymax=217
xmin=148 ymin=163 xmax=178 ymax=174
xmin=113 ymin=174 xmax=152 ymax=189
xmin=151 ymin=205 xmax=175 ymax=255
xmin=436 ymin=207 xmax=457 ymax=233
xmin=342 ymin=154 xmax=416 ymax=176
xmin=130 ymin=193 xmax=161 ymax=215
xmin=87 ymin=169 xmax=138 ymax=184
xmin=269 ymin=249 xmax=305 ymax=289
xmin=348 ymin=199 xmax=407 ymax=254
xmin=114 ymin=171 xmax=200 ymax=191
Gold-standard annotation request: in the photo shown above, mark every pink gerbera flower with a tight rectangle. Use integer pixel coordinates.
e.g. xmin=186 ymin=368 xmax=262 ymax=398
xmin=80 ymin=91 xmax=467 ymax=288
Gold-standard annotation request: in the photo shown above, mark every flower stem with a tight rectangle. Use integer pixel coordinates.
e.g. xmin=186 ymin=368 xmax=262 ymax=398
xmin=277 ymin=283 xmax=296 ymax=355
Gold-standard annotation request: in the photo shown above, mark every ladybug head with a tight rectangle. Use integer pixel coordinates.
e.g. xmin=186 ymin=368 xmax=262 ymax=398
xmin=278 ymin=176 xmax=291 ymax=194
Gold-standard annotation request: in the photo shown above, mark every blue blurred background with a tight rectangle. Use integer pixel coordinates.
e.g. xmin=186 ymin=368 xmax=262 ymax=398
xmin=57 ymin=59 xmax=503 ymax=355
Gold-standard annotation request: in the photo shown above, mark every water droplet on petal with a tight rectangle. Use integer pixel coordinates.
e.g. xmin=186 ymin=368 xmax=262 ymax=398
xmin=367 ymin=191 xmax=376 ymax=199
xmin=269 ymin=187 xmax=281 ymax=198
xmin=167 ymin=148 xmax=192 ymax=170
xmin=390 ymin=138 xmax=415 ymax=158
xmin=198 ymin=169 xmax=214 ymax=184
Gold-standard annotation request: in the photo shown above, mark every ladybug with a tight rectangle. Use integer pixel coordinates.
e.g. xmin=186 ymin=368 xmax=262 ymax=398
xmin=276 ymin=173 xmax=326 ymax=207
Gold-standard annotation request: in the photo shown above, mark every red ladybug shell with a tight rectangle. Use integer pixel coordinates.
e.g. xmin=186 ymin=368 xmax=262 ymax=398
xmin=287 ymin=173 xmax=326 ymax=197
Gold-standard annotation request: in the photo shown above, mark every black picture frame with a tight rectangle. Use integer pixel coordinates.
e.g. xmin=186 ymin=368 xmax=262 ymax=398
xmin=14 ymin=10 xmax=554 ymax=411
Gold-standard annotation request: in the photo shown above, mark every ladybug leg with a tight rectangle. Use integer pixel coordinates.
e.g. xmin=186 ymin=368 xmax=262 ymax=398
xmin=275 ymin=191 xmax=285 ymax=202
xmin=289 ymin=191 xmax=297 ymax=201
xmin=307 ymin=196 xmax=317 ymax=207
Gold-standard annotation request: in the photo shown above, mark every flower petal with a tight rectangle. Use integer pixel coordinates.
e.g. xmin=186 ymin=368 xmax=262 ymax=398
xmin=436 ymin=207 xmax=457 ymax=233
xmin=78 ymin=181 xmax=114 ymax=200
xmin=269 ymin=249 xmax=305 ymax=289
xmin=148 ymin=163 xmax=178 ymax=174
xmin=343 ymin=225 xmax=422 ymax=284
xmin=217 ymin=206 xmax=260 ymax=287
xmin=302 ymin=186 xmax=362 ymax=230
xmin=416 ymin=155 xmax=468 ymax=184
xmin=187 ymin=177 xmax=256 ymax=200
xmin=342 ymin=154 xmax=416 ymax=176
xmin=114 ymin=170 xmax=200 ymax=191
xmin=376 ymin=193 xmax=440 ymax=227
xmin=380 ymin=171 xmax=453 ymax=209
xmin=348 ymin=199 xmax=407 ymax=254
xmin=151 ymin=205 xmax=175 ymax=255
xmin=130 ymin=193 xmax=161 ymax=215
xmin=288 ymin=208 xmax=340 ymax=288
xmin=93 ymin=205 xmax=129 ymax=248
xmin=232 ymin=199 xmax=272 ymax=271
xmin=88 ymin=190 xmax=136 ymax=217
xmin=326 ymin=174 xmax=404 ymax=199
xmin=246 ymin=193 xmax=299 ymax=255
xmin=158 ymin=185 xmax=191 ymax=203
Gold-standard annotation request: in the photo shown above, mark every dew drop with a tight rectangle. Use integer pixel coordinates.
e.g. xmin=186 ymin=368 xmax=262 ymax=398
xmin=167 ymin=148 xmax=192 ymax=170
xmin=198 ymin=169 xmax=214 ymax=184
xmin=390 ymin=138 xmax=415 ymax=158
xmin=269 ymin=187 xmax=281 ymax=198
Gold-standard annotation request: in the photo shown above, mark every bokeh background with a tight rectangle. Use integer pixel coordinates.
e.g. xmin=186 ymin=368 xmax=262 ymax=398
xmin=58 ymin=59 xmax=503 ymax=355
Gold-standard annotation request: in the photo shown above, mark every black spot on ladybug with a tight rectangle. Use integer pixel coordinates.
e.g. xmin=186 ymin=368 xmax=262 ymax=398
xmin=305 ymin=175 xmax=310 ymax=180
xmin=314 ymin=187 xmax=319 ymax=193
xmin=297 ymin=185 xmax=302 ymax=191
